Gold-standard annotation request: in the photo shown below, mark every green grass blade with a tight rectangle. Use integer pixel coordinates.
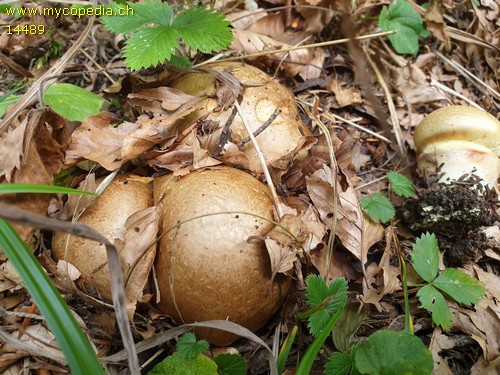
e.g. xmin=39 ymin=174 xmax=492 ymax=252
xmin=0 ymin=183 xmax=95 ymax=195
xmin=277 ymin=325 xmax=298 ymax=374
xmin=0 ymin=220 xmax=104 ymax=375
xmin=296 ymin=308 xmax=344 ymax=375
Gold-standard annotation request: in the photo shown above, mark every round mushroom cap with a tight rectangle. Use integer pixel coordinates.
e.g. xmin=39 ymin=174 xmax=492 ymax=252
xmin=153 ymin=167 xmax=290 ymax=346
xmin=169 ymin=62 xmax=312 ymax=174
xmin=414 ymin=106 xmax=500 ymax=155
xmin=413 ymin=106 xmax=500 ymax=187
xmin=52 ymin=174 xmax=155 ymax=310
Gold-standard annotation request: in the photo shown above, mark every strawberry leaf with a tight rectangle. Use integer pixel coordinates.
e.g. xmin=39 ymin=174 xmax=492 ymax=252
xmin=433 ymin=268 xmax=484 ymax=305
xmin=361 ymin=193 xmax=395 ymax=223
xmin=416 ymin=284 xmax=452 ymax=331
xmin=412 ymin=232 xmax=439 ymax=283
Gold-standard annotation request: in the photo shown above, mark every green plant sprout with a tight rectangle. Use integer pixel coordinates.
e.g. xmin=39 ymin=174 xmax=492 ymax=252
xmin=412 ymin=232 xmax=484 ymax=330
xmin=361 ymin=171 xmax=415 ymax=223
xmin=101 ymin=0 xmax=233 ymax=70
xmin=148 ymin=332 xmax=247 ymax=375
xmin=379 ymin=0 xmax=429 ymax=55
xmin=0 ymin=83 xmax=107 ymax=122
xmin=282 ymin=276 xmax=433 ymax=375
xmin=0 ymin=184 xmax=103 ymax=375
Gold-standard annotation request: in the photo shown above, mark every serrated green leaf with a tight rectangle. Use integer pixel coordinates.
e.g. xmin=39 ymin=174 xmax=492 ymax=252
xmin=354 ymin=330 xmax=433 ymax=375
xmin=379 ymin=0 xmax=427 ymax=55
xmin=361 ymin=193 xmax=395 ymax=223
xmin=306 ymin=274 xmax=330 ymax=307
xmin=148 ymin=352 xmax=218 ymax=375
xmin=177 ymin=332 xmax=209 ymax=359
xmin=123 ymin=26 xmax=177 ymax=70
xmin=305 ymin=276 xmax=348 ymax=337
xmin=101 ymin=0 xmax=173 ymax=34
xmin=412 ymin=232 xmax=439 ymax=283
xmin=308 ymin=308 xmax=332 ymax=337
xmin=416 ymin=284 xmax=452 ymax=330
xmin=43 ymin=83 xmax=106 ymax=122
xmin=213 ymin=353 xmax=247 ymax=375
xmin=172 ymin=7 xmax=232 ymax=52
xmin=387 ymin=171 xmax=415 ymax=197
xmin=433 ymin=268 xmax=484 ymax=305
xmin=325 ymin=351 xmax=352 ymax=375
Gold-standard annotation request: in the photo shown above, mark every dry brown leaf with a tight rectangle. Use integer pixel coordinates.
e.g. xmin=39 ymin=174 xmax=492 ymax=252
xmin=116 ymin=206 xmax=158 ymax=318
xmin=449 ymin=264 xmax=500 ymax=372
xmin=265 ymin=238 xmax=297 ymax=276
xmin=128 ymin=87 xmax=197 ymax=112
xmin=230 ymin=29 xmax=323 ymax=79
xmin=327 ymin=78 xmax=363 ymax=108
xmin=0 ymin=110 xmax=68 ymax=239
xmin=310 ymin=248 xmax=360 ymax=281
xmin=429 ymin=327 xmax=456 ymax=375
xmin=425 ymin=2 xmax=451 ymax=50
xmin=305 ymin=164 xmax=372 ymax=262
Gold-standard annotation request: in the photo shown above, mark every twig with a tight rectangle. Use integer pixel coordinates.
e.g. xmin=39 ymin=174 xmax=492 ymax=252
xmin=430 ymin=80 xmax=484 ymax=110
xmin=433 ymin=50 xmax=500 ymax=101
xmin=233 ymin=101 xmax=284 ymax=218
xmin=236 ymin=108 xmax=281 ymax=148
xmin=193 ymin=30 xmax=397 ymax=68
xmin=364 ymin=46 xmax=405 ymax=156
xmin=0 ymin=0 xmax=97 ymax=132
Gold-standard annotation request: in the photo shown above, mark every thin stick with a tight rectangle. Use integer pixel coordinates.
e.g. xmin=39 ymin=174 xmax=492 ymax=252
xmin=0 ymin=2 xmax=97 ymax=132
xmin=364 ymin=46 xmax=405 ymax=156
xmin=234 ymin=101 xmax=284 ymax=218
xmin=194 ymin=30 xmax=397 ymax=68
xmin=433 ymin=50 xmax=500 ymax=100
xmin=236 ymin=108 xmax=281 ymax=148
xmin=430 ymin=80 xmax=484 ymax=110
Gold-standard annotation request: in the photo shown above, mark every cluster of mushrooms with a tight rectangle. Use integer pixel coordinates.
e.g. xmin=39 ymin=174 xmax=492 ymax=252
xmin=53 ymin=63 xmax=500 ymax=345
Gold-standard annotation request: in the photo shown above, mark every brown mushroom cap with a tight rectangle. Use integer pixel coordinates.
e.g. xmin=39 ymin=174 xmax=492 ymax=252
xmin=169 ymin=62 xmax=312 ymax=173
xmin=52 ymin=174 xmax=155 ymax=308
xmin=154 ymin=167 xmax=290 ymax=346
xmin=413 ymin=106 xmax=500 ymax=186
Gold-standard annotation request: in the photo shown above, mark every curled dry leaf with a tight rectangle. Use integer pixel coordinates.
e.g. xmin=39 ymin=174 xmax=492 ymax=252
xmin=361 ymin=227 xmax=401 ymax=310
xmin=0 ymin=110 xmax=68 ymax=239
xmin=231 ymin=29 xmax=324 ymax=79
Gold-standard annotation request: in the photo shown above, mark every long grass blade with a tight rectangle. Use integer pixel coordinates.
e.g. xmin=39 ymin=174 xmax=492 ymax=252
xmin=0 ymin=220 xmax=104 ymax=375
xmin=0 ymin=183 xmax=95 ymax=195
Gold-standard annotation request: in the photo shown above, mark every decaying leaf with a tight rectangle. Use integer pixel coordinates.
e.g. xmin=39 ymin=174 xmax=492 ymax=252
xmin=230 ymin=29 xmax=323 ymax=79
xmin=115 ymin=206 xmax=158 ymax=318
xmin=0 ymin=110 xmax=68 ymax=239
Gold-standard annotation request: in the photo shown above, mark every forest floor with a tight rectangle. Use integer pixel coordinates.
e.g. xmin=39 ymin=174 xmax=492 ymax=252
xmin=0 ymin=0 xmax=499 ymax=374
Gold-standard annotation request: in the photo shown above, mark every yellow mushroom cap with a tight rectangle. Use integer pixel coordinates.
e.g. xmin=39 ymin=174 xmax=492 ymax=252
xmin=413 ymin=106 xmax=500 ymax=187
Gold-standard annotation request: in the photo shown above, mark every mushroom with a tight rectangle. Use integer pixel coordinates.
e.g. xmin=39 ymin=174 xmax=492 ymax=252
xmin=52 ymin=174 xmax=156 ymax=314
xmin=413 ymin=106 xmax=500 ymax=189
xmin=168 ymin=61 xmax=312 ymax=174
xmin=404 ymin=106 xmax=500 ymax=265
xmin=154 ymin=167 xmax=290 ymax=346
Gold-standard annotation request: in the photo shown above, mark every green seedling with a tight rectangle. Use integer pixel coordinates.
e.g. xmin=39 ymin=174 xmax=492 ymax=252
xmin=379 ymin=0 xmax=429 ymax=55
xmin=412 ymin=232 xmax=484 ymax=330
xmin=100 ymin=0 xmax=233 ymax=70
xmin=361 ymin=171 xmax=415 ymax=223
xmin=148 ymin=332 xmax=247 ymax=375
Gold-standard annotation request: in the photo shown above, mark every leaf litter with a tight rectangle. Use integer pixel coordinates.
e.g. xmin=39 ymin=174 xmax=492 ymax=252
xmin=0 ymin=0 xmax=499 ymax=373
